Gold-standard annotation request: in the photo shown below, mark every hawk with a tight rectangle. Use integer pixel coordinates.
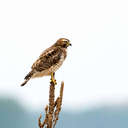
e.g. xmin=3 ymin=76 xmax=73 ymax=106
xmin=21 ymin=38 xmax=71 ymax=86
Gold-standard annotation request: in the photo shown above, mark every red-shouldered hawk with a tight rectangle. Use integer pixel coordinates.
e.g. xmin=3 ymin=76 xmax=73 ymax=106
xmin=21 ymin=38 xmax=71 ymax=86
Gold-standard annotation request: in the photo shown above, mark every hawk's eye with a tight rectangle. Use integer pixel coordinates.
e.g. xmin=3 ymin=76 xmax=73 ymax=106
xmin=63 ymin=43 xmax=67 ymax=48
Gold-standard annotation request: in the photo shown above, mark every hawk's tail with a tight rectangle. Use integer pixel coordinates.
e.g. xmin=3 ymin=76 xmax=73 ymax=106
xmin=21 ymin=70 xmax=34 ymax=86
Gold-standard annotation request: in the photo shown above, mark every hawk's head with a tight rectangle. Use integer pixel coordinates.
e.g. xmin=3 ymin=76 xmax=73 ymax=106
xmin=54 ymin=38 xmax=71 ymax=48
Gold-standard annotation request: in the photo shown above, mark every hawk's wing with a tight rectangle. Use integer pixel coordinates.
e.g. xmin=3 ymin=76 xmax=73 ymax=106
xmin=31 ymin=47 xmax=63 ymax=72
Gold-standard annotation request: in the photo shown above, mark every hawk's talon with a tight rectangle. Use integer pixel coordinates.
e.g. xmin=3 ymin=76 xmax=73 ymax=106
xmin=50 ymin=72 xmax=57 ymax=85
xmin=50 ymin=78 xmax=57 ymax=85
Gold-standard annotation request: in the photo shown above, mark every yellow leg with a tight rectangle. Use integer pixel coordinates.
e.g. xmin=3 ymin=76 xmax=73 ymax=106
xmin=50 ymin=72 xmax=57 ymax=85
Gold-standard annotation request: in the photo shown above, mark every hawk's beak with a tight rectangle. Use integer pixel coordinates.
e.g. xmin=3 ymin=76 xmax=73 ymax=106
xmin=67 ymin=42 xmax=72 ymax=47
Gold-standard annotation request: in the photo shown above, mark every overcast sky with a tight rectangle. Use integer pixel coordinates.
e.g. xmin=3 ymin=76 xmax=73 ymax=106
xmin=0 ymin=0 xmax=128 ymax=110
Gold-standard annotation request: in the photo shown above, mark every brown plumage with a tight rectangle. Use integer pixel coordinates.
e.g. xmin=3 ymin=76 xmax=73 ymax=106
xmin=21 ymin=38 xmax=71 ymax=86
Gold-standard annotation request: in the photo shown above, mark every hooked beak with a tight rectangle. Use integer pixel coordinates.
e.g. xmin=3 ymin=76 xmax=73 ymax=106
xmin=67 ymin=41 xmax=72 ymax=47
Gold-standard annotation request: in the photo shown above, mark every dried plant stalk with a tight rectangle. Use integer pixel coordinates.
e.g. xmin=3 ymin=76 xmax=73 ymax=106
xmin=38 ymin=105 xmax=49 ymax=128
xmin=38 ymin=114 xmax=42 ymax=128
xmin=38 ymin=81 xmax=64 ymax=128
xmin=53 ymin=82 xmax=64 ymax=128
xmin=48 ymin=82 xmax=55 ymax=128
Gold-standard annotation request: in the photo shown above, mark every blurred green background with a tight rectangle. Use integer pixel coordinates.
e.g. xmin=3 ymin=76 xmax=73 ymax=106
xmin=1 ymin=97 xmax=128 ymax=128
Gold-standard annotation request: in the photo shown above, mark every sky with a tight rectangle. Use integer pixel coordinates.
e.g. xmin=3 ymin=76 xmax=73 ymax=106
xmin=0 ymin=0 xmax=128 ymax=110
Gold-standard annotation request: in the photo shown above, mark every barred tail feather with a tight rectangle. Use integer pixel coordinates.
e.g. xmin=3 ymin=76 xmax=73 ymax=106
xmin=21 ymin=78 xmax=30 ymax=86
xmin=21 ymin=70 xmax=34 ymax=86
